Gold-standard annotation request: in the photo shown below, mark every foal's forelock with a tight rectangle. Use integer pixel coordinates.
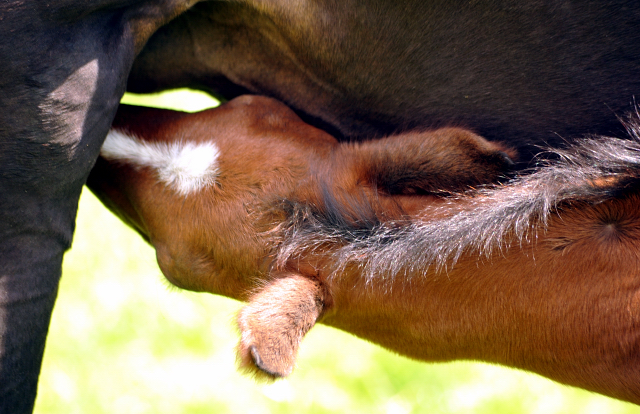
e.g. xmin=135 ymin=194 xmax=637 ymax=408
xmin=274 ymin=117 xmax=640 ymax=281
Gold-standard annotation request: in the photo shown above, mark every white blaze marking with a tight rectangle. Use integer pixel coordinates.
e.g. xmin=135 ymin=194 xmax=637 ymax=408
xmin=101 ymin=129 xmax=220 ymax=195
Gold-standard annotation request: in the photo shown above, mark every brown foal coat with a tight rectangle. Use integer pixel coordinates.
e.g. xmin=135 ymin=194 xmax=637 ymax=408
xmin=87 ymin=95 xmax=640 ymax=404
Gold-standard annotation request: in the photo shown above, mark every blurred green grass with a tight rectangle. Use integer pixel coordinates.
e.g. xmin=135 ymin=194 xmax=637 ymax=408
xmin=34 ymin=89 xmax=640 ymax=414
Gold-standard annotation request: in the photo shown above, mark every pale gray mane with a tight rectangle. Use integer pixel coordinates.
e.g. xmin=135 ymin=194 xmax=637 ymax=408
xmin=275 ymin=117 xmax=640 ymax=280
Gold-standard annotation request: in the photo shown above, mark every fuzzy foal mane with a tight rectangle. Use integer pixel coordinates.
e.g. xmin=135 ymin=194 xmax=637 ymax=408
xmin=273 ymin=116 xmax=640 ymax=280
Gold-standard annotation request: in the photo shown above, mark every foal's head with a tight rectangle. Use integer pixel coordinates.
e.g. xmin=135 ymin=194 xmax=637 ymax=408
xmin=87 ymin=94 xmax=515 ymax=377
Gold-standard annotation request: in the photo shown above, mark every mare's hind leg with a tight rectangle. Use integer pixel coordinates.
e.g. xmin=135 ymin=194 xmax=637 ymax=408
xmin=0 ymin=2 xmax=197 ymax=413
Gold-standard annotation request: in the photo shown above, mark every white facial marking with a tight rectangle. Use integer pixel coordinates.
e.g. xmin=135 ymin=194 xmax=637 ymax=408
xmin=101 ymin=129 xmax=220 ymax=196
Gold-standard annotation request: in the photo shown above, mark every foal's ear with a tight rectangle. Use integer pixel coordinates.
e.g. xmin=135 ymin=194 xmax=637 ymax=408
xmin=237 ymin=274 xmax=325 ymax=380
xmin=358 ymin=128 xmax=516 ymax=194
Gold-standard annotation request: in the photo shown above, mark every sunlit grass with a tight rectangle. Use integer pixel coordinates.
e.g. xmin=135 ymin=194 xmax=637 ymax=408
xmin=34 ymin=89 xmax=640 ymax=413
xmin=120 ymin=89 xmax=221 ymax=112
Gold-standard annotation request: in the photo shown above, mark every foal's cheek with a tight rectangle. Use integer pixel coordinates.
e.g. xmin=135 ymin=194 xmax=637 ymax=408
xmin=151 ymin=230 xmax=263 ymax=298
xmin=156 ymin=245 xmax=188 ymax=289
xmin=153 ymin=240 xmax=218 ymax=292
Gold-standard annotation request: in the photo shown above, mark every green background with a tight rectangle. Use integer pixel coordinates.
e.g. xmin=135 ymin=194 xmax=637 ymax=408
xmin=33 ymin=90 xmax=640 ymax=414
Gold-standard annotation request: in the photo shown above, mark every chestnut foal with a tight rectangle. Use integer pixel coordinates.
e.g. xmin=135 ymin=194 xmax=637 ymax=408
xmin=89 ymin=94 xmax=513 ymax=372
xmin=88 ymin=95 xmax=640 ymax=404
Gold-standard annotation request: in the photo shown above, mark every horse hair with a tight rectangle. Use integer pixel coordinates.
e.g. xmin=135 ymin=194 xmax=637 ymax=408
xmin=273 ymin=114 xmax=640 ymax=281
